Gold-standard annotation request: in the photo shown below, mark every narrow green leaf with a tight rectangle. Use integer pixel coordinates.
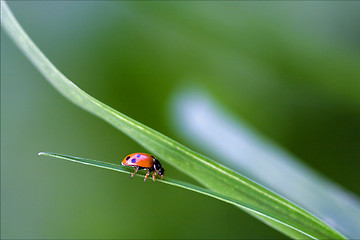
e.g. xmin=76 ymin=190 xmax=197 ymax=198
xmin=2 ymin=2 xmax=346 ymax=239
xmin=38 ymin=151 xmax=286 ymax=214
xmin=37 ymin=152 xmax=328 ymax=240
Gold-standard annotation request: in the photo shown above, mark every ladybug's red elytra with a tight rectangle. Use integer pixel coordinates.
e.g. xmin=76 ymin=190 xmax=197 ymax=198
xmin=121 ymin=153 xmax=165 ymax=182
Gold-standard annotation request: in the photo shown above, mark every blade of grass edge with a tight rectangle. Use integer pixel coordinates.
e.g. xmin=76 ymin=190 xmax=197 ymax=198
xmin=37 ymin=152 xmax=318 ymax=239
xmin=2 ymin=2 xmax=346 ymax=239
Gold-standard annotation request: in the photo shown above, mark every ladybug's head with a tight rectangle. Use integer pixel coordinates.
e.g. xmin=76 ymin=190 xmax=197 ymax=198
xmin=158 ymin=167 xmax=165 ymax=179
xmin=154 ymin=159 xmax=165 ymax=179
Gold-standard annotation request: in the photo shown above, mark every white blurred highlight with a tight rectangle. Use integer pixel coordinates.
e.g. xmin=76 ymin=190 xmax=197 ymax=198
xmin=171 ymin=88 xmax=360 ymax=239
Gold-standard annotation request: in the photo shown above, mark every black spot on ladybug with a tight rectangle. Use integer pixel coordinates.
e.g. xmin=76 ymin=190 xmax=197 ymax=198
xmin=126 ymin=156 xmax=130 ymax=160
xmin=137 ymin=154 xmax=141 ymax=158
xmin=131 ymin=158 xmax=136 ymax=163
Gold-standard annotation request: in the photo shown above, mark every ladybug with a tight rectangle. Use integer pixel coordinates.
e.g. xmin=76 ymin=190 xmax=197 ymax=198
xmin=121 ymin=153 xmax=165 ymax=182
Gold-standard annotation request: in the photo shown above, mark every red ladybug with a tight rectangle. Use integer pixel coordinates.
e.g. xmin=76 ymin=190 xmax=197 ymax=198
xmin=121 ymin=153 xmax=165 ymax=182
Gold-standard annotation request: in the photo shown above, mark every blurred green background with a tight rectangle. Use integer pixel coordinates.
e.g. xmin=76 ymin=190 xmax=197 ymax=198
xmin=2 ymin=1 xmax=360 ymax=239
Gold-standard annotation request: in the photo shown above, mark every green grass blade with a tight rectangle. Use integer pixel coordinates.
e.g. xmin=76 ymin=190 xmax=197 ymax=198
xmin=2 ymin=2 xmax=346 ymax=239
xmin=37 ymin=152 xmax=327 ymax=240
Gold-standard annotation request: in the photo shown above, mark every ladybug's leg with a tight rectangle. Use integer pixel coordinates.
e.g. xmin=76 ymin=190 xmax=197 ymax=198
xmin=144 ymin=169 xmax=150 ymax=182
xmin=131 ymin=166 xmax=139 ymax=179
xmin=152 ymin=171 xmax=157 ymax=182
